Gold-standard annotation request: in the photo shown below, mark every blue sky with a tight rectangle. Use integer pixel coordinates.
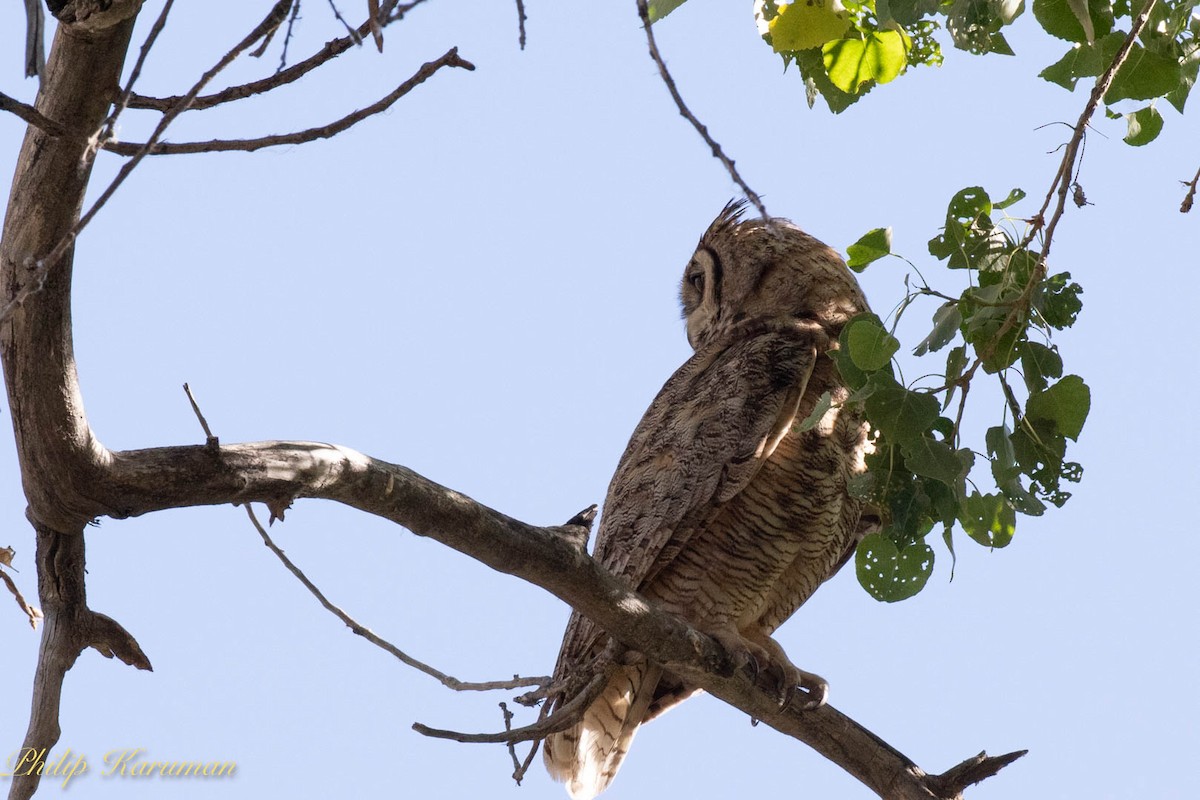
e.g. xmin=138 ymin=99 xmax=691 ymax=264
xmin=1 ymin=2 xmax=1197 ymax=799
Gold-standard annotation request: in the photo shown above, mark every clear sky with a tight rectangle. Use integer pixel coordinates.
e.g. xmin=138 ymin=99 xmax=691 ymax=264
xmin=1 ymin=2 xmax=1197 ymax=799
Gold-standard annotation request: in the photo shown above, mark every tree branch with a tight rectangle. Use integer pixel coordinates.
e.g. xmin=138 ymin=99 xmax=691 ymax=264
xmin=102 ymin=48 xmax=476 ymax=156
xmin=1027 ymin=0 xmax=1160 ymax=256
xmin=47 ymin=437 xmax=1015 ymax=799
xmin=634 ymin=0 xmax=768 ymax=220
xmin=246 ymin=503 xmax=546 ymax=692
xmin=1181 ymin=162 xmax=1199 ymax=213
xmin=0 ymin=91 xmax=70 ymax=137
xmin=125 ymin=0 xmax=429 ymax=113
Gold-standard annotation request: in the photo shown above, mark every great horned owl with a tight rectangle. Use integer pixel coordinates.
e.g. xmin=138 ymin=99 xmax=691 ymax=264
xmin=543 ymin=201 xmax=875 ymax=800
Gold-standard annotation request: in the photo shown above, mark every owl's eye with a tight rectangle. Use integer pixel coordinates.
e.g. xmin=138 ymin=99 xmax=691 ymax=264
xmin=687 ymin=272 xmax=704 ymax=292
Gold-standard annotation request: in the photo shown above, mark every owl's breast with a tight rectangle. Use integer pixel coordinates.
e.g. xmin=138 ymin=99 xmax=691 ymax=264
xmin=644 ymin=380 xmax=869 ymax=633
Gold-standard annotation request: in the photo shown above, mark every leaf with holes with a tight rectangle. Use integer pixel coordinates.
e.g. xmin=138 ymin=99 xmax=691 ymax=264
xmin=856 ymin=533 xmax=935 ymax=602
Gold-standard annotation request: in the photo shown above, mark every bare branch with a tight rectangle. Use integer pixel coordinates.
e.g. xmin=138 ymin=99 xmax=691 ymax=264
xmin=1181 ymin=162 xmax=1199 ymax=213
xmin=182 ymin=382 xmax=219 ymax=448
xmin=245 ymin=503 xmax=544 ymax=692
xmin=635 ymin=0 xmax=768 ymax=220
xmin=103 ymin=48 xmax=475 ymax=156
xmin=127 ymin=0 xmax=429 ymax=113
xmin=413 ymin=672 xmax=609 ymax=744
xmin=0 ymin=91 xmax=70 ymax=137
xmin=926 ymin=749 xmax=1030 ymax=797
xmin=0 ymin=564 xmax=42 ymax=629
xmin=23 ymin=0 xmax=46 ymax=78
xmin=325 ymin=0 xmax=364 ymax=44
xmin=0 ymin=0 xmax=295 ymax=329
xmin=274 ymin=0 xmax=303 ymax=68
xmin=516 ymin=0 xmax=527 ymax=50
xmin=30 ymin=437 xmax=1017 ymax=799
xmin=1027 ymin=0 xmax=1160 ymax=256
xmin=100 ymin=0 xmax=176 ymax=146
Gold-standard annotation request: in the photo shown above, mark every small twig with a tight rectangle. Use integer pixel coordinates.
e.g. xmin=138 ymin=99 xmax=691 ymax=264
xmin=0 ymin=565 xmax=42 ymax=629
xmin=1027 ymin=0 xmax=1160 ymax=257
xmin=0 ymin=91 xmax=70 ymax=137
xmin=635 ymin=0 xmax=768 ymax=220
xmin=413 ymin=671 xmax=608 ymax=744
xmin=245 ymin=504 xmax=542 ymax=691
xmin=1180 ymin=163 xmax=1199 ymax=213
xmin=275 ymin=0 xmax=303 ymax=69
xmin=326 ymin=0 xmax=363 ymax=43
xmin=104 ymin=49 xmax=475 ymax=156
xmin=182 ymin=382 xmax=219 ymax=449
xmin=22 ymin=0 xmax=45 ymax=78
xmin=926 ymin=749 xmax=1029 ymax=797
xmin=98 ymin=0 xmax=177 ymax=148
xmin=23 ymin=0 xmax=295 ymax=320
xmin=515 ymin=0 xmax=527 ymax=50
xmin=128 ymin=0 xmax=425 ymax=113
xmin=368 ymin=0 xmax=385 ymax=51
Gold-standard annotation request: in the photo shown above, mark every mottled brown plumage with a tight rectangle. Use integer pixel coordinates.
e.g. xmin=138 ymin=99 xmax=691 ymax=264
xmin=544 ymin=202 xmax=875 ymax=800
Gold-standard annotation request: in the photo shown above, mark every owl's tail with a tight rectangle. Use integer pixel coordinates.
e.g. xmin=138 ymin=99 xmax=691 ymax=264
xmin=543 ymin=662 xmax=662 ymax=800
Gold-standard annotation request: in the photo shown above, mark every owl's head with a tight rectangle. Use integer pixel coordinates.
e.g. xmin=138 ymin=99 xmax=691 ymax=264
xmin=680 ymin=200 xmax=870 ymax=350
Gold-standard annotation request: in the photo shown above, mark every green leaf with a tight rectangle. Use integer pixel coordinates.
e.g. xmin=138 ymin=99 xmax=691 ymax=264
xmin=1123 ymin=105 xmax=1164 ymax=145
xmin=1026 ymin=375 xmax=1090 ymax=440
xmin=846 ymin=317 xmax=901 ymax=371
xmin=1033 ymin=0 xmax=1113 ymax=44
xmin=769 ymin=0 xmax=852 ymax=52
xmin=886 ymin=0 xmax=941 ymax=25
xmin=942 ymin=345 xmax=968 ymax=410
xmin=793 ymin=47 xmax=869 ymax=113
xmin=647 ymin=0 xmax=689 ymax=22
xmin=823 ymin=31 xmax=908 ymax=95
xmin=794 ymin=391 xmax=834 ymax=433
xmin=847 ymin=227 xmax=893 ymax=271
xmin=1106 ymin=43 xmax=1184 ymax=103
xmin=1037 ymin=272 xmax=1083 ymax=328
xmin=913 ymin=302 xmax=963 ymax=356
xmin=865 ymin=378 xmax=940 ymax=447
xmin=903 ymin=436 xmax=973 ymax=485
xmin=960 ymin=492 xmax=1016 ymax=547
xmin=1040 ymin=43 xmax=1103 ymax=89
xmin=1018 ymin=340 xmax=1063 ymax=393
xmin=987 ymin=424 xmax=1047 ymax=516
xmin=993 ymin=187 xmax=1027 ymax=209
xmin=856 ymin=533 xmax=935 ymax=602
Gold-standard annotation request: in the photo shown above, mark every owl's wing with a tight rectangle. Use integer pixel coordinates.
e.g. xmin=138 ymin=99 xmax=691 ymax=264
xmin=553 ymin=327 xmax=821 ymax=678
xmin=594 ymin=327 xmax=819 ymax=585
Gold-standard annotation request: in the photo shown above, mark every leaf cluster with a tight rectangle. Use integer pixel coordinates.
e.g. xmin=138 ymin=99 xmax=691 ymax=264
xmin=838 ymin=186 xmax=1089 ymax=600
xmin=651 ymin=0 xmax=1199 ymax=140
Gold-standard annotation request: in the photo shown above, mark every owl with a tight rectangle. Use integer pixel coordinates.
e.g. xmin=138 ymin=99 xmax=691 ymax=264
xmin=542 ymin=201 xmax=876 ymax=800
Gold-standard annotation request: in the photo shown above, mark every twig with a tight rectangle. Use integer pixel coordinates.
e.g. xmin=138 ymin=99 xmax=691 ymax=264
xmin=515 ymin=0 xmax=527 ymax=50
xmin=245 ymin=504 xmax=543 ymax=692
xmin=0 ymin=564 xmax=42 ymax=629
xmin=635 ymin=0 xmax=768 ymax=220
xmin=324 ymin=0 xmax=363 ymax=44
xmin=1026 ymin=0 xmax=1160 ymax=257
xmin=104 ymin=49 xmax=475 ymax=155
xmin=23 ymin=0 xmax=45 ymax=78
xmin=368 ymin=0 xmax=385 ymax=51
xmin=0 ymin=91 xmax=70 ymax=137
xmin=98 ymin=0 xmax=177 ymax=148
xmin=413 ymin=672 xmax=608 ymax=744
xmin=31 ymin=0 xmax=297 ymax=302
xmin=182 ymin=382 xmax=219 ymax=449
xmin=127 ymin=0 xmax=427 ymax=113
xmin=1181 ymin=163 xmax=1199 ymax=213
xmin=275 ymin=0 xmax=303 ymax=69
